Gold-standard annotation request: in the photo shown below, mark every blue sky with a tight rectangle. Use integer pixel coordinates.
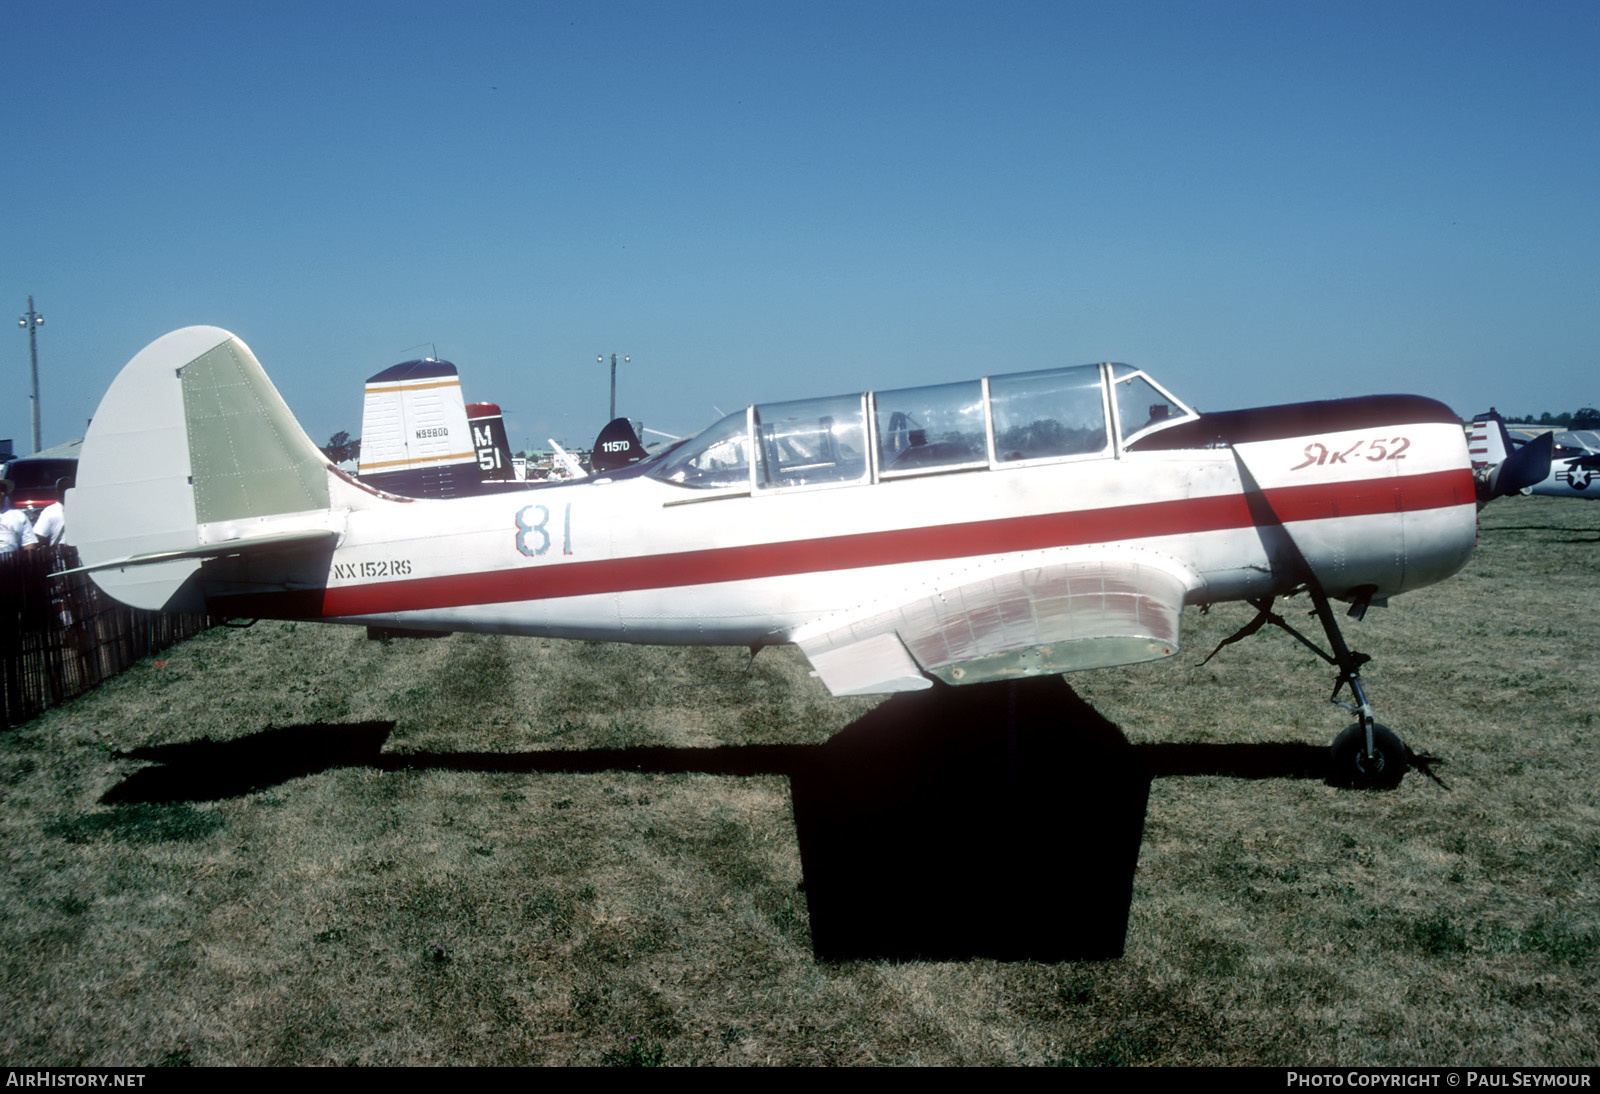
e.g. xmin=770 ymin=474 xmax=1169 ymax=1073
xmin=5 ymin=0 xmax=1597 ymax=454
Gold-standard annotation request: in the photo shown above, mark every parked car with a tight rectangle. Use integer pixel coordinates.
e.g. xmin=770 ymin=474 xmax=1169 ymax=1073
xmin=3 ymin=439 xmax=80 ymax=520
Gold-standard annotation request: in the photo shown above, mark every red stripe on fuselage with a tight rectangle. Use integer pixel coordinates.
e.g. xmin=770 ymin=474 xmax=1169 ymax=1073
xmin=260 ymin=467 xmax=1476 ymax=619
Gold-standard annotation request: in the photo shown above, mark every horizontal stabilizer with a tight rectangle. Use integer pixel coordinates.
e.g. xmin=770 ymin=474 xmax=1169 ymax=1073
xmin=57 ymin=529 xmax=338 ymax=577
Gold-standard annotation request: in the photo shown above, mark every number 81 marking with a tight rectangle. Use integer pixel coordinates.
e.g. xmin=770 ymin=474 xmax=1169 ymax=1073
xmin=515 ymin=503 xmax=573 ymax=557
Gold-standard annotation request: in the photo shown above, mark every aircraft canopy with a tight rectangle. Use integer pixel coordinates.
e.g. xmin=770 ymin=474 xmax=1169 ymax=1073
xmin=650 ymin=363 xmax=1195 ymax=491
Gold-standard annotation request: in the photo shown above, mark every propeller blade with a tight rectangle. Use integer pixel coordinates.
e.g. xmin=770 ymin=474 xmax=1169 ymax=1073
xmin=1479 ymin=430 xmax=1553 ymax=502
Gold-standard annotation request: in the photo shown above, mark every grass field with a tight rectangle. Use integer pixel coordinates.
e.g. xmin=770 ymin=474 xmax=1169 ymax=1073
xmin=2 ymin=496 xmax=1596 ymax=1066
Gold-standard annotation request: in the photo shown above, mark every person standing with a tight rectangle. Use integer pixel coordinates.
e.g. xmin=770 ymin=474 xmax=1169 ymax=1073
xmin=0 ymin=477 xmax=37 ymax=556
xmin=30 ymin=477 xmax=71 ymax=549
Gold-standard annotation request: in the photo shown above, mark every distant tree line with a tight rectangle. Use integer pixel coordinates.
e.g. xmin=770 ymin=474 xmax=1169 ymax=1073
xmin=1502 ymin=410 xmax=1600 ymax=429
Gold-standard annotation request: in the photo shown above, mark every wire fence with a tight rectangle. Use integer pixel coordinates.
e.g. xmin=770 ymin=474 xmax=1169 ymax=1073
xmin=1 ymin=547 xmax=212 ymax=727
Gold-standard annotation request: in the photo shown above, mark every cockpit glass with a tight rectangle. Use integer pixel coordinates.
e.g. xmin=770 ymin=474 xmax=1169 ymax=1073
xmin=652 ymin=362 xmax=1195 ymax=491
xmin=1109 ymin=364 xmax=1197 ymax=445
xmin=754 ymin=394 xmax=869 ymax=489
xmin=1115 ymin=375 xmax=1176 ymax=438
xmin=647 ymin=410 xmax=752 ymax=489
xmin=874 ymin=380 xmax=987 ymax=475
xmin=988 ymin=365 xmax=1109 ymax=463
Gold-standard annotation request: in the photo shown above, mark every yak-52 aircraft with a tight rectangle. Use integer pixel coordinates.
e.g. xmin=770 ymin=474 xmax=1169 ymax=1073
xmin=67 ymin=327 xmax=1544 ymax=788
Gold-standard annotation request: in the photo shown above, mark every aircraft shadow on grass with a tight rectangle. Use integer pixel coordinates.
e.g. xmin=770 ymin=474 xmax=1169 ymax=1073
xmin=102 ymin=676 xmax=1341 ymax=963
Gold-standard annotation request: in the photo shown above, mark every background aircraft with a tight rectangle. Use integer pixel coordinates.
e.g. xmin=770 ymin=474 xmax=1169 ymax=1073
xmin=1469 ymin=411 xmax=1599 ymax=500
xmin=67 ymin=328 xmax=1536 ymax=788
xmin=465 ymin=401 xmax=522 ymax=484
xmin=356 ymin=359 xmax=486 ymax=499
xmin=357 ymin=358 xmax=647 ymax=495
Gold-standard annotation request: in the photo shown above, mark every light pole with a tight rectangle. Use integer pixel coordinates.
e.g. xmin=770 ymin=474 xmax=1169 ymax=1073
xmin=17 ymin=296 xmax=43 ymax=454
xmin=596 ymin=352 xmax=630 ymax=422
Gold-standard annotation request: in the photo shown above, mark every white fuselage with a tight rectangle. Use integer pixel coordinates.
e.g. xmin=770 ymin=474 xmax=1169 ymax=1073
xmin=69 ymin=327 xmax=1482 ymax=695
xmin=202 ymin=416 xmax=1478 ymax=646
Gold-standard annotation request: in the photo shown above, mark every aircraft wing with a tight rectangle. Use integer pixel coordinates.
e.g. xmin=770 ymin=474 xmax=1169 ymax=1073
xmin=792 ymin=552 xmax=1195 ymax=696
xmin=548 ymin=439 xmax=588 ymax=479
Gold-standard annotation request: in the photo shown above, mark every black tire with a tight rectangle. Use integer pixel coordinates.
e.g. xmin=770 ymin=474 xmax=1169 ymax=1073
xmin=1329 ymin=723 xmax=1408 ymax=790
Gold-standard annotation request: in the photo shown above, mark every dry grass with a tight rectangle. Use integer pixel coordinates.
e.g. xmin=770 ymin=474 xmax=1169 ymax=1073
xmin=1 ymin=496 xmax=1596 ymax=1066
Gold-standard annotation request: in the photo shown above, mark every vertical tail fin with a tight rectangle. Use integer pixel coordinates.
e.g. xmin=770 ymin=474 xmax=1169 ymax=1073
xmin=357 ymin=359 xmax=482 ymax=498
xmin=73 ymin=327 xmax=332 ymax=610
xmin=467 ymin=401 xmax=521 ymax=482
xmin=1467 ymin=410 xmax=1511 ymax=469
xmin=591 ymin=417 xmax=649 ymax=473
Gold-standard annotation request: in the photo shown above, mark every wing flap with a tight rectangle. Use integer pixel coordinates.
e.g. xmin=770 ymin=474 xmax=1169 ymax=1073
xmin=804 ymin=632 xmax=933 ymax=697
xmin=797 ymin=554 xmax=1193 ymax=695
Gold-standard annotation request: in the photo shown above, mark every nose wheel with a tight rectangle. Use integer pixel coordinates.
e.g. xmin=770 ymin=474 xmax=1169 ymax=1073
xmin=1329 ymin=722 xmax=1408 ymax=790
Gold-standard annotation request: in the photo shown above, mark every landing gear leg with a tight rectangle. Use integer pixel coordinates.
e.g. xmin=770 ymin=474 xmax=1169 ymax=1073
xmin=1305 ymin=585 xmax=1410 ymax=789
xmin=1218 ymin=586 xmax=1411 ymax=789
